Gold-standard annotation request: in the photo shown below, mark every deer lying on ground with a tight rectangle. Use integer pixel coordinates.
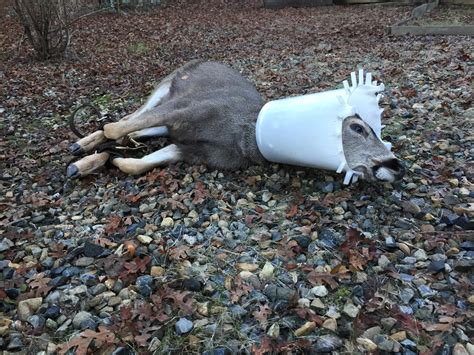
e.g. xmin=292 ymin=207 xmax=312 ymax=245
xmin=67 ymin=60 xmax=405 ymax=183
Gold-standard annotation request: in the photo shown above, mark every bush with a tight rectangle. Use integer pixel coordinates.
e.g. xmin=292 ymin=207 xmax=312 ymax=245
xmin=13 ymin=0 xmax=83 ymax=60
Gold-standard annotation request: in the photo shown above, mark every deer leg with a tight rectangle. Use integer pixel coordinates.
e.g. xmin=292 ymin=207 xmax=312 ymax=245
xmin=112 ymin=144 xmax=181 ymax=175
xmin=69 ymin=130 xmax=107 ymax=156
xmin=67 ymin=152 xmax=110 ymax=179
xmin=128 ymin=126 xmax=169 ymax=140
xmin=120 ymin=80 xmax=172 ymax=122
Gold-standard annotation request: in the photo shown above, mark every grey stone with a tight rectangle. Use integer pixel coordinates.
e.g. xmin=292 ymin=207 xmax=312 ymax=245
xmin=380 ymin=317 xmax=397 ymax=331
xmin=342 ymin=302 xmax=359 ymax=318
xmin=400 ymin=288 xmax=415 ymax=304
xmin=378 ymin=255 xmax=391 ymax=268
xmin=7 ymin=335 xmax=24 ymax=351
xmin=418 ymin=284 xmax=436 ymax=298
xmin=73 ymin=311 xmax=94 ymax=329
xmin=361 ymin=326 xmax=382 ymax=341
xmin=314 ymin=335 xmax=343 ymax=352
xmin=402 ymin=257 xmax=417 ymax=264
xmin=264 ymin=285 xmax=297 ymax=302
xmin=74 ymin=257 xmax=95 ymax=267
xmin=175 ymin=317 xmax=193 ymax=335
xmin=27 ymin=315 xmax=46 ymax=329
xmin=399 ymin=305 xmax=413 ymax=314
xmin=0 ymin=238 xmax=14 ymax=252
xmin=413 ymin=249 xmax=428 ymax=261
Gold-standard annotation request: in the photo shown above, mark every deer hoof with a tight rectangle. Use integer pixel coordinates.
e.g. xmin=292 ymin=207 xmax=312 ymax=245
xmin=67 ymin=164 xmax=80 ymax=179
xmin=69 ymin=143 xmax=84 ymax=156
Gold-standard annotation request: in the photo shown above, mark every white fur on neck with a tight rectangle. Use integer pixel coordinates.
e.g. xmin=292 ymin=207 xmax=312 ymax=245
xmin=375 ymin=167 xmax=395 ymax=182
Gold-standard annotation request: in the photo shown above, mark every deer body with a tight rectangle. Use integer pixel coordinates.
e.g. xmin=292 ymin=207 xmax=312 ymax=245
xmin=68 ymin=60 xmax=404 ymax=183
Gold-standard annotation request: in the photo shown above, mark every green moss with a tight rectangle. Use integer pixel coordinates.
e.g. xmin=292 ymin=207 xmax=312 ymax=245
xmin=128 ymin=42 xmax=150 ymax=55
xmin=334 ymin=286 xmax=351 ymax=307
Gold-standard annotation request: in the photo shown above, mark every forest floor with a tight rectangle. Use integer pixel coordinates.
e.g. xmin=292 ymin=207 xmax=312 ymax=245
xmin=0 ymin=1 xmax=473 ymax=354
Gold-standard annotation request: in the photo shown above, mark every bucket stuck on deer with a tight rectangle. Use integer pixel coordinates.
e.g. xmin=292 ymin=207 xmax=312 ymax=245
xmin=67 ymin=60 xmax=404 ymax=184
xmin=256 ymin=69 xmax=401 ymax=184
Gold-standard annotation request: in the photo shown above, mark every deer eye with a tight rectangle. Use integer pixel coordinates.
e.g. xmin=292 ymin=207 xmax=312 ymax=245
xmin=350 ymin=123 xmax=365 ymax=135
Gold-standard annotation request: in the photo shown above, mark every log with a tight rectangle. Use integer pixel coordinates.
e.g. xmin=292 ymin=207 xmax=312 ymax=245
xmin=264 ymin=0 xmax=333 ymax=9
xmin=389 ymin=25 xmax=474 ymax=35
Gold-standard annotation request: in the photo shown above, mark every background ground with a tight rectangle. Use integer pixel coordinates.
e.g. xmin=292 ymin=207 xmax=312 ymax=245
xmin=0 ymin=0 xmax=473 ymax=353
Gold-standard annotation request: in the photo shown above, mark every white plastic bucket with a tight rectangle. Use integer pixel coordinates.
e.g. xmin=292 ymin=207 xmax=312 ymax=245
xmin=255 ymin=69 xmax=389 ymax=184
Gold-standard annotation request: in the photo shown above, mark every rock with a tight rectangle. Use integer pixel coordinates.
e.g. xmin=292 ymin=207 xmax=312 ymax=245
xmin=236 ymin=263 xmax=259 ymax=272
xmin=342 ymin=302 xmax=359 ymax=318
xmin=5 ymin=288 xmax=20 ymax=299
xmin=43 ymin=305 xmax=61 ymax=319
xmin=73 ymin=311 xmax=95 ymax=329
xmin=259 ymin=262 xmax=274 ymax=280
xmin=0 ymin=238 xmax=14 ymax=252
xmin=136 ymin=275 xmax=153 ymax=297
xmin=453 ymin=203 xmax=474 ymax=217
xmin=401 ymin=201 xmax=421 ymax=214
xmin=322 ymin=182 xmax=334 ymax=193
xmin=182 ymin=278 xmax=203 ymax=291
xmin=378 ymin=255 xmax=391 ymax=268
xmin=377 ymin=337 xmax=401 ymax=352
xmin=314 ymin=335 xmax=343 ymax=352
xmin=460 ymin=241 xmax=474 ymax=251
xmin=402 ymin=256 xmax=417 ymax=264
xmin=262 ymin=191 xmax=272 ymax=203
xmin=311 ymin=298 xmax=325 ymax=309
xmin=362 ymin=326 xmax=382 ymax=341
xmin=161 ymin=217 xmax=174 ymax=227
xmin=229 ymin=305 xmax=247 ymax=318
xmin=421 ymin=224 xmax=435 ymax=233
xmin=454 ymin=259 xmax=474 ymax=272
xmin=27 ymin=315 xmax=45 ymax=329
xmin=150 ymin=266 xmax=165 ymax=277
xmin=267 ymin=323 xmax=280 ymax=338
xmin=48 ymin=275 xmax=69 ymax=288
xmin=83 ymin=241 xmax=105 ymax=257
xmin=397 ymin=242 xmax=411 ymax=255
xmin=413 ymin=249 xmax=428 ymax=261
xmin=108 ymin=296 xmax=122 ymax=307
xmin=385 ymin=236 xmax=397 ymax=248
xmin=90 ymin=283 xmax=107 ymax=296
xmin=183 ymin=234 xmax=196 ymax=245
xmin=380 ymin=317 xmax=397 ymax=331
xmin=325 ymin=306 xmax=341 ymax=319
xmin=294 ymin=321 xmax=316 ymax=336
xmin=310 ymin=285 xmax=328 ymax=297
xmin=322 ymin=318 xmax=337 ymax=331
xmin=418 ymin=285 xmax=436 ymax=298
xmin=175 ymin=318 xmax=193 ymax=335
xmin=7 ymin=335 xmax=24 ymax=351
xmin=137 ymin=235 xmax=153 ymax=244
xmin=468 ymin=295 xmax=474 ymax=304
xmin=264 ymin=285 xmax=297 ymax=302
xmin=390 ymin=330 xmax=406 ymax=341
xmin=356 ymin=337 xmax=378 ymax=351
xmin=298 ymin=298 xmax=310 ymax=308
xmin=428 ymin=260 xmax=445 ymax=273
xmin=453 ymin=343 xmax=469 ymax=355
xmin=399 ymin=305 xmax=413 ymax=314
xmin=18 ymin=297 xmax=43 ymax=321
xmin=80 ymin=273 xmax=98 ymax=286
xmin=197 ymin=302 xmax=209 ymax=316
xmin=465 ymin=343 xmax=474 ymax=355
xmin=74 ymin=257 xmax=95 ymax=267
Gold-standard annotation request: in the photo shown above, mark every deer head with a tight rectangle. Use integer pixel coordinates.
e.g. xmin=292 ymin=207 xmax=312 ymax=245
xmin=342 ymin=115 xmax=404 ymax=183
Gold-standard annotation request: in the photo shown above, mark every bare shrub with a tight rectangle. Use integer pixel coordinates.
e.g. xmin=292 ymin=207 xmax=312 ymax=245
xmin=13 ymin=0 xmax=82 ymax=60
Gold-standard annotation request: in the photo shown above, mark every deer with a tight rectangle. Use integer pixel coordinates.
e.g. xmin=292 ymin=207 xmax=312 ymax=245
xmin=67 ymin=60 xmax=405 ymax=184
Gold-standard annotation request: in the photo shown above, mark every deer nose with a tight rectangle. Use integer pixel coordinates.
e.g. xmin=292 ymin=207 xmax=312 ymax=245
xmin=377 ymin=158 xmax=405 ymax=181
